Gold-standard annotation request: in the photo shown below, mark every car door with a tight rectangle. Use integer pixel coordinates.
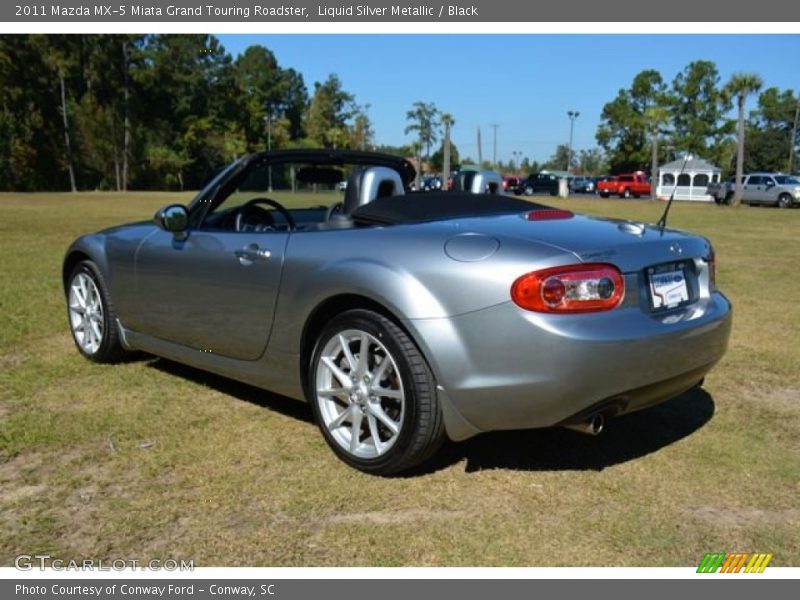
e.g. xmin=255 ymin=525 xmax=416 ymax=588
xmin=743 ymin=175 xmax=762 ymax=203
xmin=130 ymin=227 xmax=287 ymax=361
xmin=763 ymin=176 xmax=778 ymax=203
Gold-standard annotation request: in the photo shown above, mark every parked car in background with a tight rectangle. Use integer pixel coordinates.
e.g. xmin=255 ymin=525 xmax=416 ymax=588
xmin=597 ymin=172 xmax=651 ymax=198
xmin=707 ymin=173 xmax=800 ymax=208
xmin=514 ymin=173 xmax=560 ymax=196
xmin=421 ymin=175 xmax=442 ymax=191
xmin=593 ymin=176 xmax=614 ymax=193
xmin=569 ymin=176 xmax=595 ymax=194
xmin=503 ymin=176 xmax=522 ymax=193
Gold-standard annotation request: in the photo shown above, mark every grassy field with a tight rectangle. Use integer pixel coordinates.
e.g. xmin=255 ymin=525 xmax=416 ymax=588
xmin=1 ymin=191 xmax=799 ymax=567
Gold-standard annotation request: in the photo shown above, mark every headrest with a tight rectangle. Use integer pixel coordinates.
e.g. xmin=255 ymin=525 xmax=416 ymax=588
xmin=343 ymin=166 xmax=405 ymax=214
xmin=470 ymin=171 xmax=504 ymax=194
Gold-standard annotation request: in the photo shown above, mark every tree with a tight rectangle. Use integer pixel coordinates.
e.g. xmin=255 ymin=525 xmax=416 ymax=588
xmin=350 ymin=104 xmax=373 ymax=151
xmin=644 ymin=106 xmax=671 ymax=200
xmin=725 ymin=73 xmax=763 ymax=206
xmin=596 ymin=69 xmax=669 ymax=173
xmin=542 ymin=145 xmax=572 ymax=171
xmin=577 ymin=148 xmax=607 ymax=176
xmin=671 ymin=61 xmax=732 ymax=168
xmin=305 ymin=74 xmax=356 ymax=149
xmin=745 ymin=87 xmax=798 ymax=173
xmin=429 ymin=140 xmax=460 ymax=173
xmin=404 ymin=101 xmax=440 ymax=172
xmin=440 ymin=113 xmax=455 ymax=182
xmin=32 ymin=35 xmax=80 ymax=191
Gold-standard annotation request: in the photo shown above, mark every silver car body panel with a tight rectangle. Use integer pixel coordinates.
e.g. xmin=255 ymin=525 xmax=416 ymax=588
xmin=64 ymin=151 xmax=732 ymax=442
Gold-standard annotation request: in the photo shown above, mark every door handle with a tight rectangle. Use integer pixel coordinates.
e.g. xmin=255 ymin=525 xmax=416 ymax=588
xmin=235 ymin=244 xmax=271 ymax=265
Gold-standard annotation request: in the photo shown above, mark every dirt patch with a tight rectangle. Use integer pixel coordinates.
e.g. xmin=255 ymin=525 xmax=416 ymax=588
xmin=691 ymin=506 xmax=800 ymax=528
xmin=324 ymin=508 xmax=469 ymax=526
xmin=0 ymin=351 xmax=27 ymax=370
xmin=0 ymin=484 xmax=47 ymax=504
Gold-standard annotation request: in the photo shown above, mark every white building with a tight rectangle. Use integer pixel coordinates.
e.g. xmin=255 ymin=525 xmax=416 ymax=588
xmin=656 ymin=158 xmax=722 ymax=202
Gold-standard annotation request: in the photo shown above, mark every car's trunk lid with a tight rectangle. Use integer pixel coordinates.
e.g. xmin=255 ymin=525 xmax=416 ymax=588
xmin=466 ymin=212 xmax=712 ymax=273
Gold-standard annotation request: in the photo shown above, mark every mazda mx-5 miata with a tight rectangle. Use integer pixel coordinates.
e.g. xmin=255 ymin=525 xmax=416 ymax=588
xmin=64 ymin=150 xmax=732 ymax=474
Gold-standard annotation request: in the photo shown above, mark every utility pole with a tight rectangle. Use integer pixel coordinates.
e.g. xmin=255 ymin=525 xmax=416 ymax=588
xmin=477 ymin=127 xmax=483 ymax=166
xmin=490 ymin=124 xmax=499 ymax=168
xmin=264 ymin=110 xmax=273 ymax=191
xmin=789 ymin=95 xmax=799 ymax=173
xmin=567 ymin=110 xmax=580 ymax=174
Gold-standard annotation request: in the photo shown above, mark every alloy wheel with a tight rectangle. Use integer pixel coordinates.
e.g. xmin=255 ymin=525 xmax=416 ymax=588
xmin=315 ymin=329 xmax=405 ymax=459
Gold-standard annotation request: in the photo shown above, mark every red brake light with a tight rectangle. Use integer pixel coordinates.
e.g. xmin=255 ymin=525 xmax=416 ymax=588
xmin=526 ymin=209 xmax=574 ymax=221
xmin=511 ymin=263 xmax=625 ymax=313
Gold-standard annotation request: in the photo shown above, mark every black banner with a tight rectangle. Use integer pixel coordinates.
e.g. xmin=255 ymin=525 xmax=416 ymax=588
xmin=3 ymin=0 xmax=798 ymax=22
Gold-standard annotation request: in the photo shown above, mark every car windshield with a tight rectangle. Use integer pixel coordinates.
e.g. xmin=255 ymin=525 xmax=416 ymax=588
xmin=775 ymin=175 xmax=800 ymax=185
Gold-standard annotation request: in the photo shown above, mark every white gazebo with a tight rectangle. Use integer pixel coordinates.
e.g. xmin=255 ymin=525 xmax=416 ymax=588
xmin=656 ymin=157 xmax=722 ymax=202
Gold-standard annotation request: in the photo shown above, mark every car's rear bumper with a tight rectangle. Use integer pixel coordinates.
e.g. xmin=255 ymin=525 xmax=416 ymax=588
xmin=406 ymin=292 xmax=732 ymax=440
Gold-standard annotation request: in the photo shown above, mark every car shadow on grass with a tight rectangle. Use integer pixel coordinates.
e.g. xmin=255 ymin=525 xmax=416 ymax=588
xmin=144 ymin=358 xmax=714 ymax=476
xmin=416 ymin=387 xmax=715 ymax=475
xmin=146 ymin=358 xmax=315 ymax=425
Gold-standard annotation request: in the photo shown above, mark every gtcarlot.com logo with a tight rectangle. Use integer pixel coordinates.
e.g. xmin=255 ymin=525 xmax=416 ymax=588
xmin=15 ymin=554 xmax=194 ymax=571
xmin=697 ymin=552 xmax=773 ymax=573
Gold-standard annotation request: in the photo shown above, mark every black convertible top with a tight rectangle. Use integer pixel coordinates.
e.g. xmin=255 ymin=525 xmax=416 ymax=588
xmin=351 ymin=191 xmax=550 ymax=225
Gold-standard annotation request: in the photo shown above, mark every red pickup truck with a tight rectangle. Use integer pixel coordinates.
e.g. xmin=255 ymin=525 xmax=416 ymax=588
xmin=597 ymin=172 xmax=651 ymax=198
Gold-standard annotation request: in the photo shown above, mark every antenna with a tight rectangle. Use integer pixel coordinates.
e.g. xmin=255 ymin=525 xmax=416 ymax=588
xmin=656 ymin=153 xmax=693 ymax=229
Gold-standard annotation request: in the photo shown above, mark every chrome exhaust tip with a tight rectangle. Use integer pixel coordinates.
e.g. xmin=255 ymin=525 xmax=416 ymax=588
xmin=563 ymin=413 xmax=605 ymax=436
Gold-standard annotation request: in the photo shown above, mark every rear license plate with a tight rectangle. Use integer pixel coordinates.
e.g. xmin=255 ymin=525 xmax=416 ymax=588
xmin=648 ymin=265 xmax=689 ymax=310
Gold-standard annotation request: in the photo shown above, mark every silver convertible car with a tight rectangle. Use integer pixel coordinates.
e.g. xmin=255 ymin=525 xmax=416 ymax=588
xmin=64 ymin=150 xmax=732 ymax=474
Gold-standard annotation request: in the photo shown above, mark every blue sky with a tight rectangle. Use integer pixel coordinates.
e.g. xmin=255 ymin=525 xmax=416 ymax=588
xmin=217 ymin=35 xmax=800 ymax=164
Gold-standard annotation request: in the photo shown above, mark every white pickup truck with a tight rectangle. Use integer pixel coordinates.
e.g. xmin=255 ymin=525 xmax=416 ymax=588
xmin=707 ymin=173 xmax=800 ymax=208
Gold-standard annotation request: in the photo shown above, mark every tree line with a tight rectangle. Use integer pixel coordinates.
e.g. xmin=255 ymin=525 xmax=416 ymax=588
xmin=0 ymin=34 xmax=372 ymax=192
xmin=595 ymin=60 xmax=799 ymax=180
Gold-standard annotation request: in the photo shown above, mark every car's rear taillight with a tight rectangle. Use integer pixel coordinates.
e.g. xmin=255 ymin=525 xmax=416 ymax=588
xmin=511 ymin=263 xmax=624 ymax=313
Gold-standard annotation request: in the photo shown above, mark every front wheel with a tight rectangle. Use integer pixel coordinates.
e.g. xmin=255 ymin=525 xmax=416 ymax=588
xmin=778 ymin=193 xmax=793 ymax=209
xmin=524 ymin=185 xmax=534 ymax=196
xmin=66 ymin=260 xmax=126 ymax=363
xmin=622 ymin=188 xmax=632 ymax=199
xmin=309 ymin=309 xmax=445 ymax=475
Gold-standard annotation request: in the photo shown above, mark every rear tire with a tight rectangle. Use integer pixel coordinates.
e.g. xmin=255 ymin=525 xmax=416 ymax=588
xmin=66 ymin=260 xmax=126 ymax=363
xmin=622 ymin=188 xmax=632 ymax=199
xmin=524 ymin=185 xmax=534 ymax=196
xmin=599 ymin=192 xmax=609 ymax=198
xmin=309 ymin=309 xmax=446 ymax=475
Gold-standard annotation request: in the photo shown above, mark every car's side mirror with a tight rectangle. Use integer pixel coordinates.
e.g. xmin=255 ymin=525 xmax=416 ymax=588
xmin=155 ymin=204 xmax=189 ymax=239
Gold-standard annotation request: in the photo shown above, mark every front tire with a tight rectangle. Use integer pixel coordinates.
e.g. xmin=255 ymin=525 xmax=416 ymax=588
xmin=622 ymin=188 xmax=632 ymax=199
xmin=778 ymin=193 xmax=793 ymax=209
xmin=524 ymin=185 xmax=534 ymax=196
xmin=309 ymin=309 xmax=445 ymax=475
xmin=66 ymin=260 xmax=126 ymax=363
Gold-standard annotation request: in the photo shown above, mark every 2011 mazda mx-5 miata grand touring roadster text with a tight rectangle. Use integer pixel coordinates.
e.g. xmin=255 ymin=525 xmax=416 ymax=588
xmin=63 ymin=150 xmax=732 ymax=474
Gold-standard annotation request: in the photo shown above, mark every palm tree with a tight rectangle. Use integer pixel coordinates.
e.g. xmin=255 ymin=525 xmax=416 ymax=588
xmin=441 ymin=113 xmax=455 ymax=186
xmin=644 ymin=106 xmax=670 ymax=201
xmin=725 ymin=73 xmax=763 ymax=206
xmin=404 ymin=101 xmax=440 ymax=174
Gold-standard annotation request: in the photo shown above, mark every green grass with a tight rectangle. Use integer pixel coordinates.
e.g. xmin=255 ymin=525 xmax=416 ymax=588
xmin=1 ymin=191 xmax=799 ymax=566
